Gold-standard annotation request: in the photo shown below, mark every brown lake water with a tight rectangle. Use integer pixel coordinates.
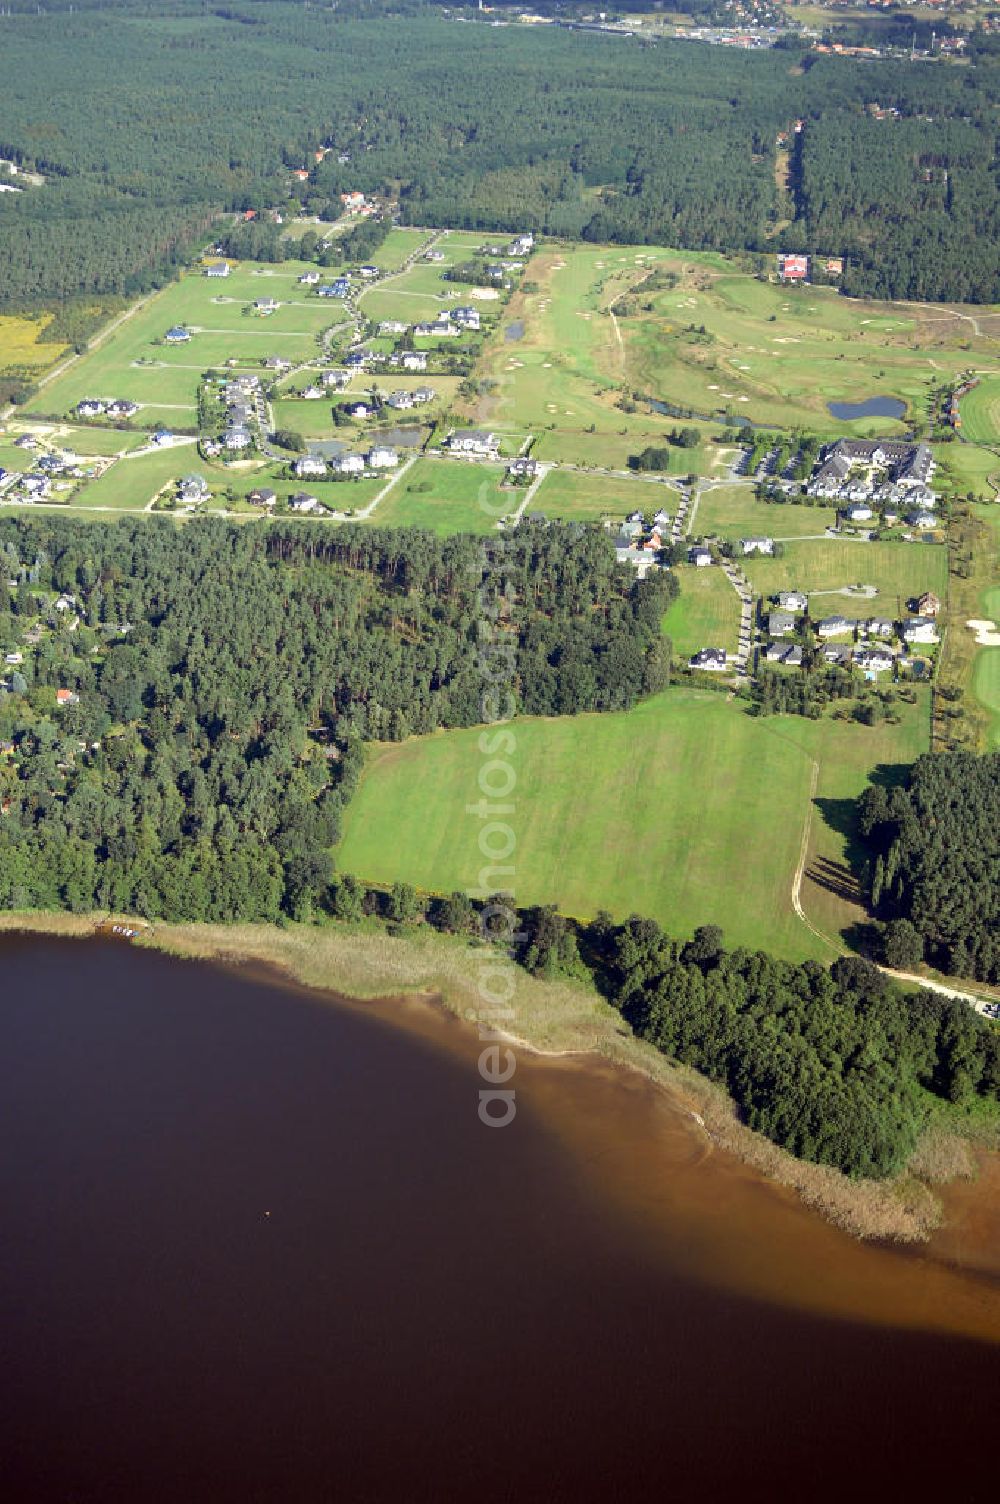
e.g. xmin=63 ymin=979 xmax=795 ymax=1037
xmin=0 ymin=934 xmax=997 ymax=1502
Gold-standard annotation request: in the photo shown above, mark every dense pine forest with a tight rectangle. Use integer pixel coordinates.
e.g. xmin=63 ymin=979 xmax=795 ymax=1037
xmin=1 ymin=2 xmax=1000 ymax=305
xmin=0 ymin=516 xmax=671 ymax=920
xmin=860 ymin=753 xmax=1000 ymax=982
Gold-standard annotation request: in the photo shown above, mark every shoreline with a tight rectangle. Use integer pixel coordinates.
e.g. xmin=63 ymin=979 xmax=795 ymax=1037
xmin=1 ymin=909 xmax=995 ymax=1247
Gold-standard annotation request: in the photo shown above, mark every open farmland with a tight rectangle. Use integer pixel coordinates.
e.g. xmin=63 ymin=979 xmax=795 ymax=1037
xmin=336 ymin=686 xmax=929 ymax=960
xmin=0 ymin=313 xmax=67 ymax=376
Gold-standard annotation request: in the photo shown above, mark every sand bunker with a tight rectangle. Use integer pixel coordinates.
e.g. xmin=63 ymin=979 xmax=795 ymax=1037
xmin=968 ymin=619 xmax=1000 ymax=646
xmin=470 ymin=288 xmax=500 ymax=301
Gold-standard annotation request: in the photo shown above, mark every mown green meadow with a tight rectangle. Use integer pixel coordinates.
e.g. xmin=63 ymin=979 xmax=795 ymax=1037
xmin=531 ymin=467 xmax=674 ymax=521
xmin=336 ymin=686 xmax=928 ymax=960
xmin=661 ymin=566 xmax=741 ymax=658
xmin=695 ymin=484 xmax=838 ymax=541
xmin=741 ymin=537 xmax=948 ymax=617
xmin=958 ymin=376 xmax=1000 ymax=446
xmin=370 ymin=457 xmax=514 ymax=533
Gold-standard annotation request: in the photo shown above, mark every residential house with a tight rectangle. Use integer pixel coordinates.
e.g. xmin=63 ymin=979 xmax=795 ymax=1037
xmin=178 ymin=474 xmax=210 ymax=504
xmin=152 ymin=430 xmax=173 ymax=445
xmin=414 ymin=320 xmax=459 ymax=338
xmin=247 ymin=487 xmax=277 ymax=508
xmin=264 ymin=355 xmax=292 ymax=373
xmin=77 ymin=399 xmax=105 ymax=418
xmin=318 ymin=280 xmax=351 ymax=299
xmin=289 ymin=493 xmax=322 ymax=513
xmin=378 ymin=320 xmax=409 ymax=336
xmin=906 ymin=511 xmax=938 ymax=531
xmin=358 ymin=265 xmax=379 ymax=279
xmin=741 ymin=537 xmax=774 ymax=556
xmin=302 ymin=386 xmax=325 ymax=401
xmin=509 ymin=234 xmax=534 ymax=257
xmin=106 ymin=400 xmax=138 ymax=419
xmin=768 ymin=611 xmax=796 ymax=637
xmin=817 ymin=615 xmax=852 ymax=637
xmin=254 ymin=298 xmax=279 ymax=315
xmin=322 ymin=369 xmax=351 ymax=388
xmin=689 ymin=547 xmax=713 ymax=567
xmin=14 ymin=435 xmax=37 ymax=449
xmin=164 ymin=327 xmax=190 ymax=343
xmin=902 ymin=616 xmax=939 ymax=645
xmin=55 ymin=688 xmax=79 ymax=706
xmin=224 ymin=426 xmax=252 ymax=451
xmin=335 ymin=453 xmax=366 ymax=476
xmin=345 ymin=402 xmax=372 ymax=419
xmin=777 ymin=252 xmax=809 ymax=282
xmin=917 ymin=591 xmax=942 ymax=618
xmin=205 ymin=261 xmax=230 ymax=278
xmin=689 ymin=648 xmax=728 ymax=671
xmin=855 ymin=648 xmax=895 ymax=676
xmin=844 ymin=504 xmax=873 ymax=523
xmin=5 ymin=651 xmax=23 ymax=665
xmin=425 ymin=249 xmax=445 ymax=262
xmin=386 ymin=391 xmax=415 ymax=411
xmin=294 ymin=455 xmax=327 ymax=479
xmin=340 ymin=191 xmax=365 ymax=211
xmin=777 ymin=591 xmax=808 ymax=612
xmin=768 ymin=643 xmax=803 ymax=667
xmin=507 ymin=457 xmax=540 ymax=481
xmin=865 ymin=618 xmax=895 ymax=639
xmin=411 ymin=386 xmax=436 ymax=405
xmin=367 ymin=446 xmax=399 ymax=470
xmin=448 ymin=430 xmax=500 ymax=459
xmin=299 ymin=270 xmax=321 ymax=286
xmin=822 ymin=644 xmax=853 ymax=666
xmin=401 ymin=352 xmax=428 ymax=372
xmin=452 ymin=306 xmax=481 ymax=331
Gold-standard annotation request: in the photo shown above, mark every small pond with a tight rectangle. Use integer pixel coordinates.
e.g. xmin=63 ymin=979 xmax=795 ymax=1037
xmin=827 ymin=396 xmax=906 ymax=421
xmin=505 ymin=321 xmax=525 ymax=342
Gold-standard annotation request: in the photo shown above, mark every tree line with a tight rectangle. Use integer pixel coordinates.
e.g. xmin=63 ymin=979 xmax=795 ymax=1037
xmin=2 ymin=4 xmax=1000 ymax=309
xmin=860 ymin=751 xmax=1000 ymax=981
xmin=0 ymin=516 xmax=673 ymax=922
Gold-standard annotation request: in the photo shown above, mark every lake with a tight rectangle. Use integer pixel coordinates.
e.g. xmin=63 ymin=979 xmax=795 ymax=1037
xmin=827 ymin=396 xmax=907 ymax=421
xmin=0 ymin=934 xmax=997 ymax=1502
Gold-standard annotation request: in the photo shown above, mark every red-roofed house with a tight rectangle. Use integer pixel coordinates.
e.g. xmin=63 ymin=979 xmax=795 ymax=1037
xmin=778 ymin=253 xmax=809 ymax=282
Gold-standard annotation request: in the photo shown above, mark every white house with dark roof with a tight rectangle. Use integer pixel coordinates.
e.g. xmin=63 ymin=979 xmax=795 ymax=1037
xmin=448 ymin=430 xmax=499 ymax=458
xmin=294 ymin=454 xmax=327 ymax=479
xmin=689 ymin=648 xmax=727 ymax=671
